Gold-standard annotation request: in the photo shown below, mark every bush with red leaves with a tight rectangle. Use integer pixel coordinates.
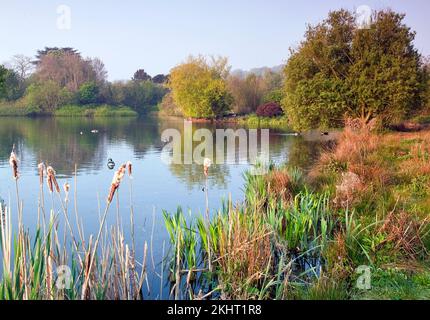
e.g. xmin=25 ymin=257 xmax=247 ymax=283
xmin=256 ymin=102 xmax=283 ymax=117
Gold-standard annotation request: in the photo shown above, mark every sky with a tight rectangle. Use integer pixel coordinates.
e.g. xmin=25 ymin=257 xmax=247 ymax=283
xmin=1 ymin=0 xmax=429 ymax=80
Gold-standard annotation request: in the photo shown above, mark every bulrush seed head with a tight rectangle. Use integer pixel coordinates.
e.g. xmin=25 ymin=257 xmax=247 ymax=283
xmin=126 ymin=161 xmax=132 ymax=177
xmin=107 ymin=164 xmax=127 ymax=203
xmin=9 ymin=150 xmax=19 ymax=180
xmin=38 ymin=163 xmax=45 ymax=185
xmin=203 ymin=158 xmax=211 ymax=177
xmin=46 ymin=166 xmax=60 ymax=193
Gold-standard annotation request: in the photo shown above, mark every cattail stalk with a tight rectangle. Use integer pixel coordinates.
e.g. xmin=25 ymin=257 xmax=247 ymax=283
xmin=126 ymin=161 xmax=136 ymax=259
xmin=74 ymin=164 xmax=85 ymax=247
xmin=10 ymin=148 xmax=21 ymax=218
xmin=203 ymin=158 xmax=212 ymax=272
xmin=38 ymin=163 xmax=46 ymax=231
xmin=81 ymin=163 xmax=127 ymax=299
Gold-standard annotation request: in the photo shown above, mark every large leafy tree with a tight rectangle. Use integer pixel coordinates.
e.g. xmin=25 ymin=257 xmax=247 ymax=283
xmin=282 ymin=9 xmax=428 ymax=130
xmin=35 ymin=47 xmax=97 ymax=92
xmin=33 ymin=47 xmax=79 ymax=65
xmin=169 ymin=56 xmax=232 ymax=118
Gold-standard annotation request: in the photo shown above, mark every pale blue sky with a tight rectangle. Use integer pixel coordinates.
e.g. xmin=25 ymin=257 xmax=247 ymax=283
xmin=1 ymin=0 xmax=429 ymax=80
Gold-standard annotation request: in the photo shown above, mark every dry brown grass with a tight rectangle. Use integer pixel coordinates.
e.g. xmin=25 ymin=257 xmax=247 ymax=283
xmin=314 ymin=118 xmax=381 ymax=179
xmin=266 ymin=169 xmax=293 ymax=203
xmin=216 ymin=208 xmax=274 ymax=299
xmin=378 ymin=211 xmax=429 ymax=260
xmin=332 ymin=118 xmax=380 ymax=166
xmin=316 ymin=118 xmax=388 ymax=206
xmin=396 ymin=133 xmax=430 ymax=176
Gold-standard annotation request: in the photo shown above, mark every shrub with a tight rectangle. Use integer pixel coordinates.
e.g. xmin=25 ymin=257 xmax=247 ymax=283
xmin=25 ymin=81 xmax=73 ymax=112
xmin=256 ymin=102 xmax=283 ymax=117
xmin=78 ymin=81 xmax=99 ymax=104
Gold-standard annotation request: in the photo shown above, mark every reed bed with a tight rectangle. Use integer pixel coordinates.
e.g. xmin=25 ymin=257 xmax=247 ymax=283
xmin=161 ymin=119 xmax=430 ymax=300
xmin=0 ymin=152 xmax=148 ymax=300
xmin=162 ymin=165 xmax=340 ymax=300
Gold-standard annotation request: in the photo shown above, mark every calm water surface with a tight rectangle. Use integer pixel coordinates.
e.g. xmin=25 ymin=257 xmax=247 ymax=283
xmin=0 ymin=116 xmax=330 ymax=298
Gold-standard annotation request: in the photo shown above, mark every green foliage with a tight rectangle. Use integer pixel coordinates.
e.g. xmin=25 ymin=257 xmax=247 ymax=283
xmin=282 ymin=9 xmax=428 ymax=130
xmin=266 ymin=190 xmax=335 ymax=253
xmin=169 ymin=56 xmax=232 ymax=118
xmin=262 ymin=88 xmax=284 ymax=104
xmin=25 ymin=81 xmax=72 ymax=112
xmin=351 ymin=268 xmax=430 ymax=300
xmin=105 ymin=80 xmax=167 ymax=114
xmin=78 ymin=81 xmax=99 ymax=104
xmin=0 ymin=100 xmax=40 ymax=116
xmin=0 ymin=68 xmax=25 ymax=101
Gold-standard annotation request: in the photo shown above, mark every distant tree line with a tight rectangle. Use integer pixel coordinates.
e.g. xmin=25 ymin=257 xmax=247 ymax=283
xmin=0 ymin=47 xmax=168 ymax=115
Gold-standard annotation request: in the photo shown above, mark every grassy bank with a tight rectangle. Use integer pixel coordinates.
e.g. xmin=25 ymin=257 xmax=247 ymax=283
xmin=0 ymin=101 xmax=39 ymax=116
xmin=157 ymin=112 xmax=292 ymax=131
xmin=0 ymin=102 xmax=138 ymax=117
xmin=237 ymin=114 xmax=291 ymax=131
xmin=54 ymin=105 xmax=138 ymax=117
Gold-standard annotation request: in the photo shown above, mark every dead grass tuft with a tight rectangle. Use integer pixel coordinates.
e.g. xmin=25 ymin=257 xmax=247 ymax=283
xmin=378 ymin=211 xmax=429 ymax=260
xmin=217 ymin=209 xmax=274 ymax=299
xmin=266 ymin=170 xmax=293 ymax=203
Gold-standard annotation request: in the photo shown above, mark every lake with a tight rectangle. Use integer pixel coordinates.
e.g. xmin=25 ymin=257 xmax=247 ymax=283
xmin=0 ymin=116 xmax=331 ymax=298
